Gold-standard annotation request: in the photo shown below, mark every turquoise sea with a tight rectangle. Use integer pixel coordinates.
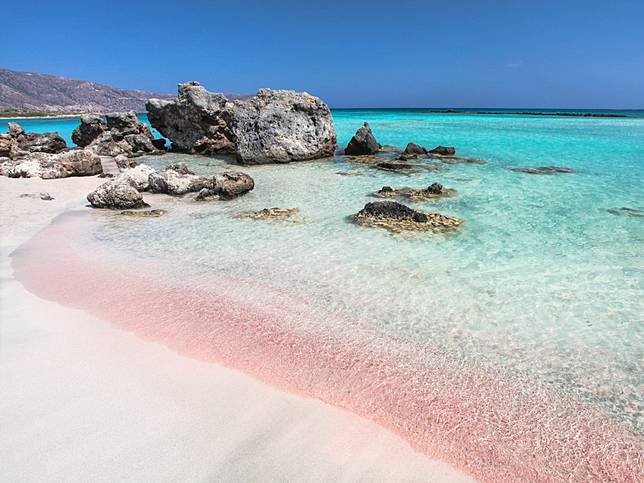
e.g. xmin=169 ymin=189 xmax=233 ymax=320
xmin=5 ymin=110 xmax=644 ymax=477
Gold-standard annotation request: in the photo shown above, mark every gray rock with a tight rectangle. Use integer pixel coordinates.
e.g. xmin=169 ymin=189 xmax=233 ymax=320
xmin=0 ymin=136 xmax=12 ymax=158
xmin=196 ymin=171 xmax=255 ymax=200
xmin=2 ymin=149 xmax=101 ymax=178
xmin=5 ymin=123 xmax=67 ymax=155
xmin=232 ymin=89 xmax=336 ymax=164
xmin=345 ymin=122 xmax=380 ymax=156
xmin=8 ymin=122 xmax=24 ymax=137
xmin=71 ymin=115 xmax=107 ymax=147
xmin=124 ymin=133 xmax=156 ymax=153
xmin=116 ymin=164 xmax=156 ymax=191
xmin=5 ymin=154 xmax=69 ymax=179
xmin=87 ymin=178 xmax=148 ymax=209
xmin=105 ymin=112 xmax=152 ymax=139
xmin=147 ymin=82 xmax=235 ymax=154
xmin=164 ymin=162 xmax=194 ymax=175
xmin=147 ymin=82 xmax=336 ymax=163
xmin=115 ymin=154 xmax=139 ymax=169
xmin=148 ymin=169 xmax=211 ymax=195
xmin=80 ymin=111 xmax=157 ymax=158
xmin=55 ymin=149 xmax=103 ymax=176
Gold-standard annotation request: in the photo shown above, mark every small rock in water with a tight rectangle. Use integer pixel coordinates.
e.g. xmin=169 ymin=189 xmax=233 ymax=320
xmin=119 ymin=209 xmax=166 ymax=217
xmin=511 ymin=166 xmax=575 ymax=175
xmin=353 ymin=200 xmax=461 ymax=233
xmin=373 ymin=183 xmax=457 ymax=201
xmin=345 ymin=122 xmax=380 ymax=156
xmin=607 ymin=207 xmax=644 ymax=217
xmin=438 ymin=157 xmax=487 ymax=165
xmin=399 ymin=143 xmax=429 ymax=161
xmin=427 ymin=182 xmax=443 ymax=194
xmin=428 ymin=146 xmax=456 ymax=156
xmin=336 ymin=170 xmax=363 ymax=176
xmin=375 ymin=162 xmax=417 ymax=173
xmin=234 ymin=207 xmax=301 ymax=222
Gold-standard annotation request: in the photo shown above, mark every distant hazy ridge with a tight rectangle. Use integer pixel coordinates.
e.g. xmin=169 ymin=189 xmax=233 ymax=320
xmin=0 ymin=68 xmax=173 ymax=114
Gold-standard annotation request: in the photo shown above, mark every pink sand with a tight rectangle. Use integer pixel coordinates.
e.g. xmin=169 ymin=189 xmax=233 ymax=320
xmin=12 ymin=212 xmax=644 ymax=482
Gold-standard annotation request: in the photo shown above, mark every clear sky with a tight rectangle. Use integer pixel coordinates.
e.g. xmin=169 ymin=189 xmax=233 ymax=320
xmin=2 ymin=0 xmax=643 ymax=108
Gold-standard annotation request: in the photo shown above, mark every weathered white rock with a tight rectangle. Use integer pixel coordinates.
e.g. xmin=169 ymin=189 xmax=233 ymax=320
xmin=87 ymin=178 xmax=148 ymax=209
xmin=116 ymin=164 xmax=156 ymax=191
xmin=148 ymin=168 xmax=211 ymax=195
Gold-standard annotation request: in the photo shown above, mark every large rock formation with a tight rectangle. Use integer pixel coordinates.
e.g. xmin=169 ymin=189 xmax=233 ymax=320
xmin=146 ymin=82 xmax=337 ymax=164
xmin=345 ymin=122 xmax=380 ymax=155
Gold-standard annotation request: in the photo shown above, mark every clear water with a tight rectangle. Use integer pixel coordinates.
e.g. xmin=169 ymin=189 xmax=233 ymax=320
xmin=6 ymin=111 xmax=644 ymax=437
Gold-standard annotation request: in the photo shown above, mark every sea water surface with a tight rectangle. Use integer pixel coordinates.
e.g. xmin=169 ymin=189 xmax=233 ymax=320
xmin=7 ymin=110 xmax=644 ymax=481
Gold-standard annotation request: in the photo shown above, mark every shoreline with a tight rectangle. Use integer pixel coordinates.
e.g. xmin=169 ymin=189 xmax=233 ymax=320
xmin=6 ymin=176 xmax=643 ymax=482
xmin=0 ymin=175 xmax=473 ymax=482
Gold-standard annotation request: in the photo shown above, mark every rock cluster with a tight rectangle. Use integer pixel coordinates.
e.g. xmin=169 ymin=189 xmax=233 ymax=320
xmin=234 ymin=207 xmax=301 ymax=222
xmin=0 ymin=122 xmax=67 ymax=160
xmin=345 ymin=123 xmax=380 ymax=155
xmin=72 ymin=112 xmax=165 ymax=157
xmin=147 ymin=82 xmax=336 ymax=164
xmin=0 ymin=148 xmax=102 ymax=178
xmin=373 ymin=183 xmax=457 ymax=201
xmin=87 ymin=163 xmax=254 ymax=209
xmin=353 ymin=201 xmax=462 ymax=233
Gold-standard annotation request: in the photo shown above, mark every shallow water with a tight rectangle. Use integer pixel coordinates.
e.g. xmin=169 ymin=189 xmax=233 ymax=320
xmin=8 ymin=110 xmax=644 ymax=479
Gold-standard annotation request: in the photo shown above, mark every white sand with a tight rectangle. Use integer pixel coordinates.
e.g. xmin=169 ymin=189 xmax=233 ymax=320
xmin=0 ymin=176 xmax=473 ymax=482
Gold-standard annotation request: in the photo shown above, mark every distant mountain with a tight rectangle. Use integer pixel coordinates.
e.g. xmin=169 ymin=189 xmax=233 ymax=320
xmin=0 ymin=68 xmax=174 ymax=115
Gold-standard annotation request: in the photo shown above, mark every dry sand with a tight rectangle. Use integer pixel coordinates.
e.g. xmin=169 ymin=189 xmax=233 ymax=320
xmin=0 ymin=175 xmax=473 ymax=482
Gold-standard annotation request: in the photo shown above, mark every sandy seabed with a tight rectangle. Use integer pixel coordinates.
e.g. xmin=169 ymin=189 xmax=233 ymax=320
xmin=0 ymin=176 xmax=472 ymax=482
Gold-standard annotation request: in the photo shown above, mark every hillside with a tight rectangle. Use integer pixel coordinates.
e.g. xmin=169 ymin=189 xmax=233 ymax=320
xmin=0 ymin=68 xmax=173 ymax=115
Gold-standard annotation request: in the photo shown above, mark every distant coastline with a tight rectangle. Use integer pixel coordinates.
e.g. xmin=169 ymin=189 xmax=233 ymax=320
xmin=332 ymin=107 xmax=644 ymax=118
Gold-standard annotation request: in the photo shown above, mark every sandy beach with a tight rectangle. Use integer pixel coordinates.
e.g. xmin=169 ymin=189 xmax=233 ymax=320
xmin=0 ymin=175 xmax=473 ymax=482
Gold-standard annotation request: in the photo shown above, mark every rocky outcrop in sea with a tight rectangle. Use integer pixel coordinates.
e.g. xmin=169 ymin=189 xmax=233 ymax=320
xmin=147 ymin=81 xmax=337 ymax=164
xmin=72 ymin=112 xmax=165 ymax=158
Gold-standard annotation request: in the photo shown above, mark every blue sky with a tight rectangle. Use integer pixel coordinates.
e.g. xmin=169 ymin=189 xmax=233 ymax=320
xmin=3 ymin=0 xmax=643 ymax=108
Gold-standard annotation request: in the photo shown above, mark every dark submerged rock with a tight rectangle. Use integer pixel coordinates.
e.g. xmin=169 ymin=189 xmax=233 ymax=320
xmin=55 ymin=149 xmax=103 ymax=176
xmin=511 ymin=166 xmax=575 ymax=175
xmin=428 ymin=146 xmax=456 ymax=156
xmin=119 ymin=209 xmax=167 ymax=217
xmin=353 ymin=201 xmax=462 ymax=232
xmin=345 ymin=122 xmax=380 ymax=156
xmin=606 ymin=207 xmax=644 ymax=217
xmin=234 ymin=207 xmax=300 ymax=221
xmin=427 ymin=182 xmax=443 ymax=194
xmin=375 ymin=161 xmax=417 ymax=173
